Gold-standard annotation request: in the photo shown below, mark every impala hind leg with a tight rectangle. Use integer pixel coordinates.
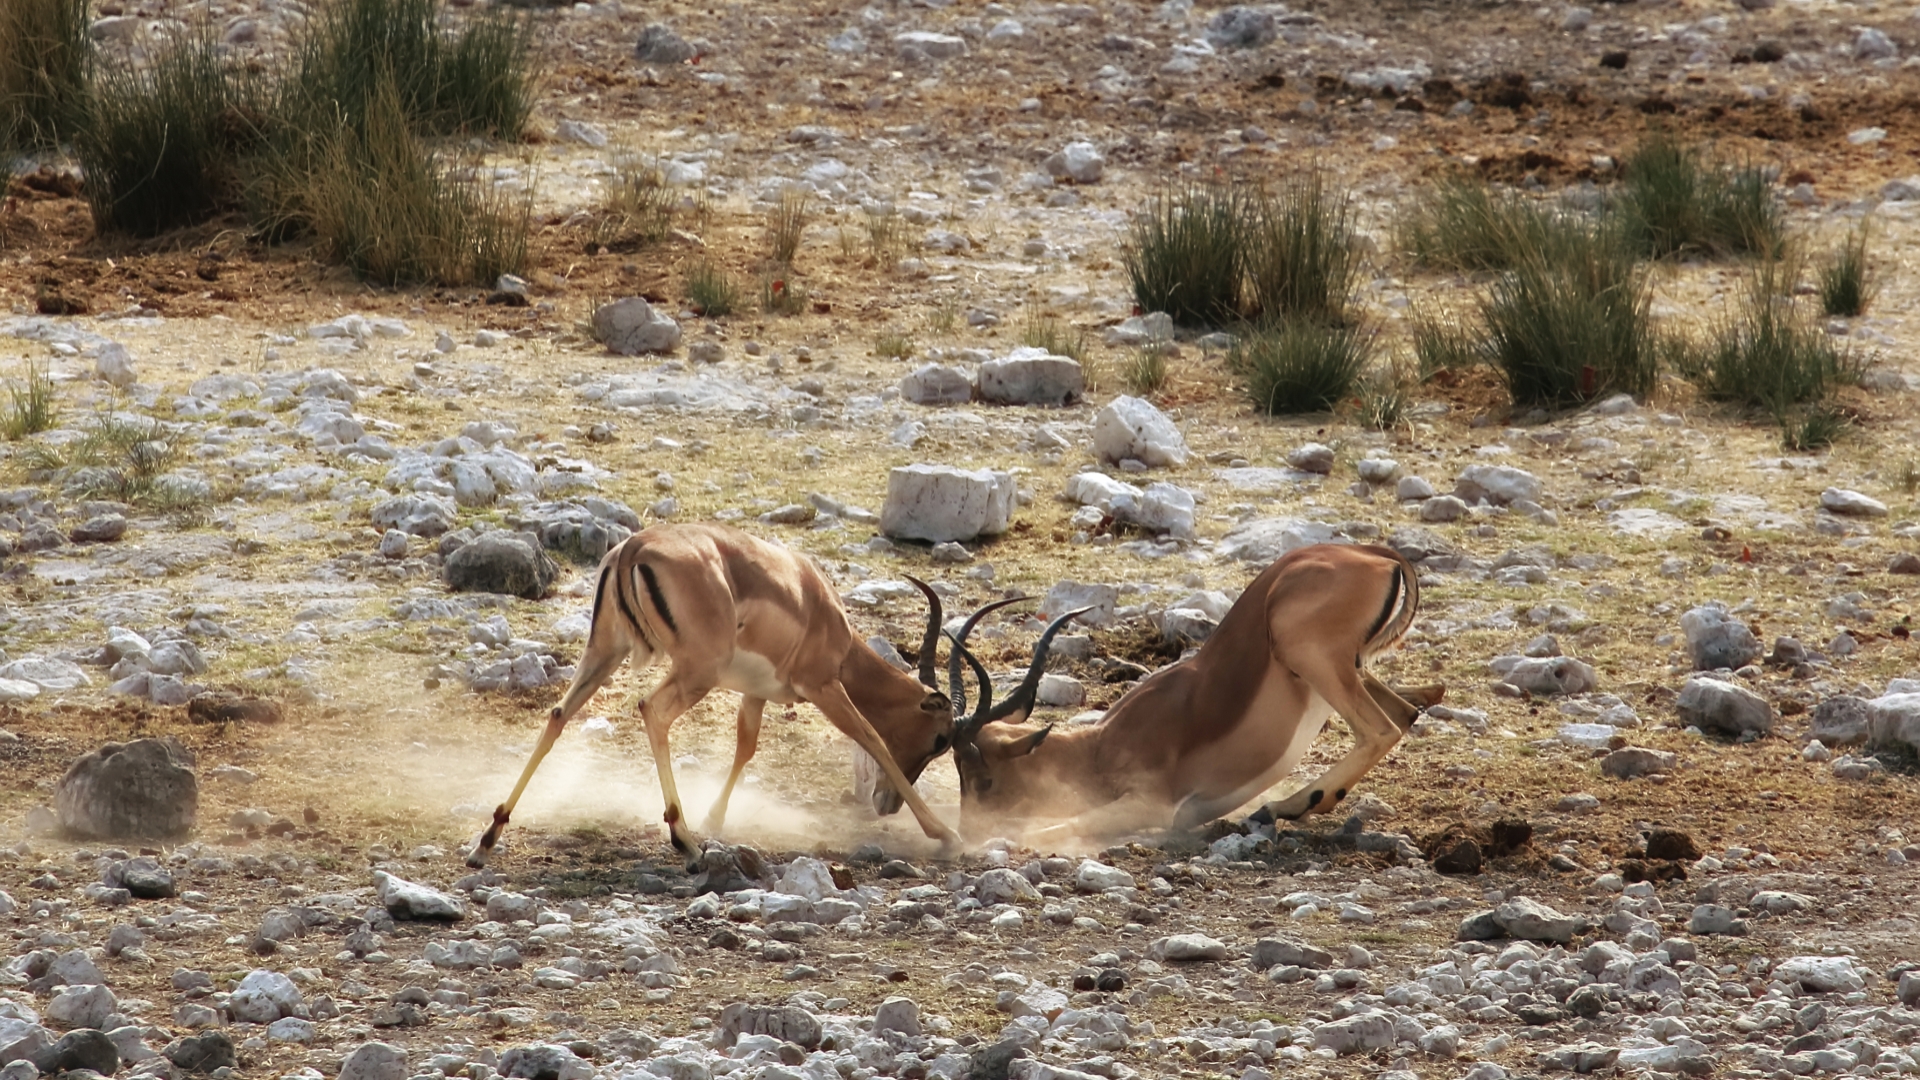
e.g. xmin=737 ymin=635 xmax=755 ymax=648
xmin=636 ymin=669 xmax=717 ymax=869
xmin=467 ymin=637 xmax=643 ymax=868
xmin=705 ymin=697 xmax=765 ymax=836
xmin=1260 ymin=659 xmax=1407 ymax=822
xmin=804 ymin=680 xmax=962 ymax=850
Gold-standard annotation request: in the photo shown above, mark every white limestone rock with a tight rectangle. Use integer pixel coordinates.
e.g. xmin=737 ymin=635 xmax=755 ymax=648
xmin=879 ymin=465 xmax=1015 ymax=543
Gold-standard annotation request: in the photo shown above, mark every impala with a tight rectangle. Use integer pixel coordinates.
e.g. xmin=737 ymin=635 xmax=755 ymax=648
xmin=945 ymin=543 xmax=1439 ymax=838
xmin=465 ymin=523 xmax=975 ymax=868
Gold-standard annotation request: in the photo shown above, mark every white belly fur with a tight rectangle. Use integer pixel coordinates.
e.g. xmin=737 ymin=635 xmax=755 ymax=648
xmin=717 ymin=649 xmax=799 ymax=703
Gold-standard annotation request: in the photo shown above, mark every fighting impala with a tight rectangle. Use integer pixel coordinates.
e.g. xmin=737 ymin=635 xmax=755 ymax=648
xmin=944 ymin=543 xmax=1440 ymax=838
xmin=465 ymin=523 xmax=977 ymax=868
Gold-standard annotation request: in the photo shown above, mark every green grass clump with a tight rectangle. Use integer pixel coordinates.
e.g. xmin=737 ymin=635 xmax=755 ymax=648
xmin=1411 ymin=310 xmax=1483 ymax=376
xmin=767 ymin=189 xmax=809 ymax=267
xmin=1230 ymin=320 xmax=1373 ymax=415
xmin=1400 ymin=174 xmax=1590 ymax=273
xmin=1677 ymin=262 xmax=1858 ymax=413
xmin=760 ymin=273 xmax=806 ymax=316
xmin=17 ymin=413 xmax=203 ymax=509
xmin=872 ymin=329 xmax=915 ymax=361
xmin=293 ymin=77 xmax=528 ymax=286
xmin=1020 ymin=303 xmax=1088 ymax=363
xmin=685 ymin=258 xmax=738 ymax=317
xmin=75 ymin=29 xmax=259 ymax=237
xmin=594 ymin=159 xmax=674 ymax=251
xmin=1124 ymin=182 xmax=1249 ymax=329
xmin=1353 ymin=364 xmax=1413 ymax=431
xmin=1477 ymin=221 xmax=1655 ymax=407
xmin=0 ymin=0 xmax=90 ymax=150
xmin=1246 ymin=172 xmax=1360 ymax=325
xmin=1818 ymin=222 xmax=1874 ymax=318
xmin=1614 ymin=131 xmax=1784 ymax=259
xmin=1121 ymin=344 xmax=1170 ymax=396
xmin=2 ymin=362 xmax=58 ymax=439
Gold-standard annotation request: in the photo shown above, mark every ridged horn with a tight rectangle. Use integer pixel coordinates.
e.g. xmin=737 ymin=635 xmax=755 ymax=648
xmin=943 ymin=595 xmax=1031 ymax=717
xmin=904 ymin=576 xmax=943 ymax=690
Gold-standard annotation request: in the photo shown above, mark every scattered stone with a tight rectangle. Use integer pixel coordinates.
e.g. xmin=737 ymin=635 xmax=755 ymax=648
xmin=1453 ymin=464 xmax=1542 ymax=506
xmin=372 ymin=871 xmax=466 ymax=921
xmin=900 ymin=364 xmax=973 ymax=406
xmin=1092 ymin=396 xmax=1187 ymax=468
xmin=879 ymin=464 xmax=1016 ymax=543
xmin=338 ymin=1041 xmax=408 ymax=1080
xmin=715 ymin=1003 xmax=821 ymax=1049
xmin=1676 ymin=674 xmax=1775 ymax=737
xmin=1601 ymin=746 xmax=1676 ymax=779
xmin=444 ymin=534 xmax=558 ymax=600
xmin=34 ymin=1028 xmax=120 ymax=1075
xmin=1041 ymin=142 xmax=1105 ymax=184
xmin=592 ymin=298 xmax=682 ymax=356
xmin=70 ymin=515 xmax=128 ymax=543
xmin=1810 ymin=696 xmax=1871 ymax=746
xmin=164 ymin=1032 xmax=236 ymax=1075
xmin=1154 ymin=934 xmax=1229 ymax=962
xmin=1204 ymin=6 xmax=1277 ymax=49
xmin=1491 ymin=656 xmax=1597 ymax=696
xmin=634 ymin=24 xmax=696 ymax=64
xmin=500 ymin=1044 xmax=592 ymax=1080
xmin=976 ymin=349 xmax=1083 ymax=406
xmin=873 ymin=997 xmax=921 ymax=1037
xmin=1774 ymin=956 xmax=1864 ymax=993
xmin=1680 ymin=602 xmax=1763 ymax=671
xmin=1820 ymin=487 xmax=1887 ymax=517
xmin=55 ymin=737 xmax=197 ymax=840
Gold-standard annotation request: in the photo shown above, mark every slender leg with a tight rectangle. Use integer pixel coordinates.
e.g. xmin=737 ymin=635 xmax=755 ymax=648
xmin=1261 ymin=656 xmax=1406 ymax=821
xmin=466 ymin=637 xmax=645 ymax=868
xmin=801 ymin=680 xmax=961 ymax=848
xmin=636 ymin=669 xmax=715 ymax=864
xmin=706 ymin=697 xmax=765 ymax=835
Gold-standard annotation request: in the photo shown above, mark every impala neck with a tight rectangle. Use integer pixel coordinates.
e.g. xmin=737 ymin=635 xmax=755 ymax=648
xmin=841 ymin=640 xmax=935 ymax=732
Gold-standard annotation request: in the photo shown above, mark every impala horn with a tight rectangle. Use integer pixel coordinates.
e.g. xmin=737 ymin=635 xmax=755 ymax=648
xmin=951 ymin=607 xmax=1090 ymax=739
xmin=904 ymin=576 xmax=946 ymax=691
xmin=942 ymin=595 xmax=1032 ymax=716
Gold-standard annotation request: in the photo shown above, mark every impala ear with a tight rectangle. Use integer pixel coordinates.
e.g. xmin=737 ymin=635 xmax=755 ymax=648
xmin=919 ymin=691 xmax=951 ymax=714
xmin=1006 ymin=723 xmax=1052 ymax=757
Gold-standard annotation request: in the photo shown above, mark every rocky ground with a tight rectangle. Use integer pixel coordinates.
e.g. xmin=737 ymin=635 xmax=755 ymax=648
xmin=7 ymin=1 xmax=1920 ymax=1080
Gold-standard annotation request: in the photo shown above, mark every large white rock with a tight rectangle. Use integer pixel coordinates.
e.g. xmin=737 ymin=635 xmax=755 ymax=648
xmin=46 ymin=984 xmax=118 ymax=1029
xmin=1820 ymin=487 xmax=1888 ymax=517
xmin=1041 ymin=581 xmax=1119 ymax=629
xmin=976 ymin=348 xmax=1083 ymax=406
xmin=1453 ymin=464 xmax=1542 ymax=506
xmin=1063 ymin=472 xmax=1141 ymax=511
xmin=900 ymin=364 xmax=973 ymax=406
xmin=591 ymin=298 xmax=682 ymax=356
xmin=1042 ymin=142 xmax=1105 ymax=184
xmin=95 ymin=342 xmax=137 ymax=387
xmin=879 ymin=465 xmax=1015 ymax=543
xmin=0 ymin=678 xmax=41 ymax=703
xmin=1075 ymin=860 xmax=1135 ymax=892
xmin=1676 ymin=675 xmax=1775 ymax=736
xmin=1111 ymin=481 xmax=1195 ymax=538
xmin=1093 ymin=396 xmax=1187 ymax=468
xmin=1867 ymin=692 xmax=1920 ymax=755
xmin=1216 ymin=518 xmax=1340 ymax=563
xmin=1773 ymin=956 xmax=1864 ymax=993
xmin=894 ymin=30 xmax=966 ymax=58
xmin=228 ymin=970 xmax=303 ymax=1024
xmin=1680 ymin=601 xmax=1763 ymax=671
xmin=0 ymin=657 xmax=92 ymax=691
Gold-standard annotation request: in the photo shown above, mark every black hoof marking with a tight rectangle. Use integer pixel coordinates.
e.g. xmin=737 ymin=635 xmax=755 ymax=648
xmin=1335 ymin=787 xmax=1347 ymax=801
xmin=1307 ymin=789 xmax=1324 ymax=808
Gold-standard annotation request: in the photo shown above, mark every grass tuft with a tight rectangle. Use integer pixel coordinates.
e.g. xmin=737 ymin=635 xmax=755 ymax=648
xmin=1246 ymin=171 xmax=1360 ymax=326
xmin=767 ymin=188 xmax=809 ymax=267
xmin=1399 ymin=175 xmax=1563 ymax=272
xmin=1778 ymin=402 xmax=1849 ymax=452
xmin=863 ymin=205 xmax=904 ymax=269
xmin=760 ymin=273 xmax=806 ymax=316
xmin=684 ymin=258 xmax=738 ymax=318
xmin=1229 ymin=320 xmax=1373 ymax=415
xmin=0 ymin=0 xmax=90 ymax=150
xmin=872 ymin=330 xmax=915 ymax=361
xmin=76 ymin=28 xmax=259 ymax=237
xmin=1477 ymin=221 xmax=1655 ymax=407
xmin=1411 ymin=309 xmax=1483 ymax=377
xmin=1818 ymin=221 xmax=1874 ymax=318
xmin=1121 ymin=343 xmax=1170 ymax=397
xmin=1614 ymin=131 xmax=1785 ymax=260
xmin=1020 ymin=302 xmax=1088 ymax=363
xmin=593 ymin=157 xmax=674 ymax=251
xmin=293 ymin=75 xmax=528 ymax=286
xmin=1352 ymin=363 xmax=1413 ymax=432
xmin=1124 ymin=182 xmax=1248 ymax=329
xmin=2 ymin=361 xmax=58 ymax=440
xmin=18 ymin=413 xmax=199 ymax=508
xmin=1678 ymin=261 xmax=1858 ymax=412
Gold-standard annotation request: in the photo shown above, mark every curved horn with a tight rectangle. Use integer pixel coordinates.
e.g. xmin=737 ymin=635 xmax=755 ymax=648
xmin=943 ymin=595 xmax=1031 ymax=716
xmin=904 ymin=576 xmax=943 ymax=690
xmin=984 ymin=607 xmax=1089 ymax=725
xmin=947 ymin=634 xmax=997 ymax=737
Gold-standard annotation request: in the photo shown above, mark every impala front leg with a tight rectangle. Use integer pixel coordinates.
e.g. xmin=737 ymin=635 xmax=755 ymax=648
xmin=636 ymin=669 xmax=716 ymax=870
xmin=1262 ymin=660 xmax=1406 ymax=822
xmin=467 ymin=709 xmax=569 ymax=868
xmin=805 ymin=681 xmax=961 ymax=850
xmin=706 ymin=697 xmax=765 ymax=836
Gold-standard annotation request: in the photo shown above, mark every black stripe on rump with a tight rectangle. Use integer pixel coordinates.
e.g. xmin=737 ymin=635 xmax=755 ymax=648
xmin=589 ymin=566 xmax=611 ymax=630
xmin=638 ymin=562 xmax=678 ymax=635
xmin=614 ymin=562 xmax=646 ymax=644
xmin=1358 ymin=563 xmax=1404 ymax=666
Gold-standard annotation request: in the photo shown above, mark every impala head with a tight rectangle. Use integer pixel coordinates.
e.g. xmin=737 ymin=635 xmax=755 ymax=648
xmin=947 ymin=606 xmax=1088 ymax=818
xmin=862 ymin=581 xmax=1033 ymax=816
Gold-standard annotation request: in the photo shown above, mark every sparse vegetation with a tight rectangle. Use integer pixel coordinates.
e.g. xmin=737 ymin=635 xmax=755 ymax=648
xmin=1020 ymin=303 xmax=1088 ymax=363
xmin=863 ymin=206 xmax=904 ymax=269
xmin=1229 ymin=320 xmax=1373 ymax=415
xmin=16 ymin=413 xmax=203 ymax=509
xmin=926 ymin=297 xmax=960 ymax=335
xmin=1245 ymin=171 xmax=1360 ymax=325
xmin=759 ymin=273 xmax=806 ymax=316
xmin=1124 ymin=182 xmax=1248 ymax=329
xmin=75 ymin=28 xmax=258 ymax=237
xmin=1477 ymin=221 xmax=1656 ymax=407
xmin=767 ymin=189 xmax=809 ymax=266
xmin=594 ymin=158 xmax=674 ymax=251
xmin=292 ymin=77 xmax=529 ymax=286
xmin=1818 ymin=221 xmax=1874 ymax=317
xmin=0 ymin=0 xmax=90 ymax=150
xmin=1120 ymin=343 xmax=1170 ymax=396
xmin=1675 ymin=262 xmax=1859 ymax=432
xmin=1399 ymin=174 xmax=1563 ymax=272
xmin=872 ymin=330 xmax=915 ymax=361
xmin=1614 ymin=131 xmax=1785 ymax=260
xmin=1411 ymin=309 xmax=1483 ymax=376
xmin=2 ymin=361 xmax=58 ymax=440
xmin=684 ymin=258 xmax=739 ymax=318
xmin=1778 ymin=402 xmax=1849 ymax=452
xmin=1352 ymin=363 xmax=1413 ymax=431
